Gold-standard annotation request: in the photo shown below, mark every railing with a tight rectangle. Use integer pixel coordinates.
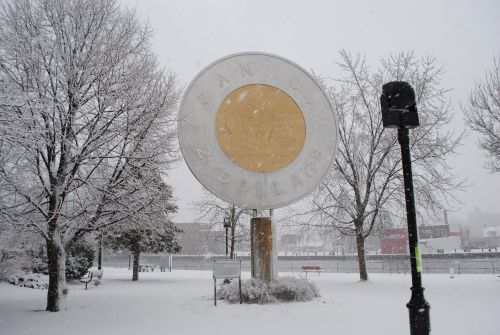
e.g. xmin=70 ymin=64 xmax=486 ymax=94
xmin=102 ymin=256 xmax=500 ymax=275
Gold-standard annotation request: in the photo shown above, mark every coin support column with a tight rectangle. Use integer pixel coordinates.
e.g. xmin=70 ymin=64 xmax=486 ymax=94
xmin=251 ymin=216 xmax=274 ymax=282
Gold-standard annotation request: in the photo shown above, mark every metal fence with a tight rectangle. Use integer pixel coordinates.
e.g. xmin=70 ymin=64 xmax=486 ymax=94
xmin=103 ymin=255 xmax=500 ymax=275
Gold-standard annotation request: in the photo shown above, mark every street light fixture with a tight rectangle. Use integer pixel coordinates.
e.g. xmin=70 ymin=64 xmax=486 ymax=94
xmin=380 ymin=81 xmax=431 ymax=335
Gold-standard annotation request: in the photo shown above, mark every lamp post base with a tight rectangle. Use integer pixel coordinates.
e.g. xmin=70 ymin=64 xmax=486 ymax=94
xmin=406 ymin=286 xmax=431 ymax=335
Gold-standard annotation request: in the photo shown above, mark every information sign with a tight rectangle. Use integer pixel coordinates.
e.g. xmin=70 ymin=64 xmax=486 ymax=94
xmin=213 ymin=260 xmax=242 ymax=306
xmin=213 ymin=260 xmax=241 ymax=279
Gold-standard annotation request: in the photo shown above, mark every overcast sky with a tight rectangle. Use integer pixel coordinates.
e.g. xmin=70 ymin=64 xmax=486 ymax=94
xmin=121 ymin=0 xmax=500 ymax=225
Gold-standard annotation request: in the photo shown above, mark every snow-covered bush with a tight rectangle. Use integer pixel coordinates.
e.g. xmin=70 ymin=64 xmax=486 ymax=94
xmin=270 ymin=277 xmax=320 ymax=302
xmin=65 ymin=239 xmax=95 ymax=280
xmin=0 ymin=258 xmax=19 ymax=281
xmin=217 ymin=277 xmax=320 ymax=304
xmin=0 ymin=229 xmax=37 ymax=280
xmin=20 ymin=239 xmax=95 ymax=280
xmin=26 ymin=247 xmax=48 ymax=274
xmin=7 ymin=273 xmax=49 ymax=289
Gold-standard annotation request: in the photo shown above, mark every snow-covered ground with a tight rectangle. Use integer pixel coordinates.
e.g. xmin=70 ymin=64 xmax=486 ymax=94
xmin=0 ymin=268 xmax=498 ymax=335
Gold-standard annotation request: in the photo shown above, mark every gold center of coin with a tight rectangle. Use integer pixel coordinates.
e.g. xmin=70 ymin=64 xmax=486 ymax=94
xmin=215 ymin=84 xmax=306 ymax=173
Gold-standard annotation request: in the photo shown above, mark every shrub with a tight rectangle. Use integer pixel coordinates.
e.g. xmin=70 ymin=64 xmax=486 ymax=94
xmin=7 ymin=273 xmax=49 ymax=289
xmin=217 ymin=277 xmax=320 ymax=304
xmin=65 ymin=239 xmax=95 ymax=280
xmin=0 ymin=258 xmax=18 ymax=281
xmin=1 ymin=235 xmax=95 ymax=282
xmin=27 ymin=247 xmax=48 ymax=274
xmin=19 ymin=239 xmax=95 ymax=280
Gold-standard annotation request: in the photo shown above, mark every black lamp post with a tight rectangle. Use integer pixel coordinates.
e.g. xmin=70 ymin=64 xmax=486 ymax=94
xmin=97 ymin=231 xmax=103 ymax=270
xmin=380 ymin=81 xmax=431 ymax=335
xmin=223 ymin=217 xmax=231 ymax=259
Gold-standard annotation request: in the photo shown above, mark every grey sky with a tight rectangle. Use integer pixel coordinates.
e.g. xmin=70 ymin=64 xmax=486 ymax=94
xmin=121 ymin=0 xmax=500 ymax=224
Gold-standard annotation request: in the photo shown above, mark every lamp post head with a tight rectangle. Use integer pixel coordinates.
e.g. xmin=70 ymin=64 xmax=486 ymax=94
xmin=380 ymin=81 xmax=419 ymax=129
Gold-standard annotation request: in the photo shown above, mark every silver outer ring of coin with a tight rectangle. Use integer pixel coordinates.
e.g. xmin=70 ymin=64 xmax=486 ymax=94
xmin=178 ymin=52 xmax=338 ymax=210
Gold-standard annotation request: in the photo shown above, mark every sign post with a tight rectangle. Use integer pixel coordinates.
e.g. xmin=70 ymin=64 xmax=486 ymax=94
xmin=213 ymin=260 xmax=242 ymax=306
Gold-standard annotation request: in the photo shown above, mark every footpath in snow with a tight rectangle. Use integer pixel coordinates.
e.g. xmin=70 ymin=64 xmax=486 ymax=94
xmin=0 ymin=268 xmax=499 ymax=335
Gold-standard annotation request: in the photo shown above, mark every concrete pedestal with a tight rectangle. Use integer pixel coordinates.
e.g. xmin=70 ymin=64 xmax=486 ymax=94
xmin=251 ymin=217 xmax=276 ymax=282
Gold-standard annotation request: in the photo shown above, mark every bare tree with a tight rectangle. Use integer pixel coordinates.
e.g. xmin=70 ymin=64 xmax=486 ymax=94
xmin=288 ymin=50 xmax=463 ymax=281
xmin=463 ymin=55 xmax=500 ymax=173
xmin=192 ymin=191 xmax=251 ymax=259
xmin=72 ymin=91 xmax=178 ymax=241
xmin=0 ymin=0 xmax=179 ymax=311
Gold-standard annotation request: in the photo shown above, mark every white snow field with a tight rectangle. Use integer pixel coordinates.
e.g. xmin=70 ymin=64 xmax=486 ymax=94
xmin=0 ymin=268 xmax=498 ymax=335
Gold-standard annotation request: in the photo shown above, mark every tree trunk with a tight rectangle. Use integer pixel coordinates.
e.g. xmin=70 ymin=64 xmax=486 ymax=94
xmin=97 ymin=233 xmax=103 ymax=270
xmin=132 ymin=249 xmax=140 ymax=281
xmin=46 ymin=233 xmax=67 ymax=312
xmin=230 ymin=221 xmax=236 ymax=259
xmin=355 ymin=226 xmax=368 ymax=281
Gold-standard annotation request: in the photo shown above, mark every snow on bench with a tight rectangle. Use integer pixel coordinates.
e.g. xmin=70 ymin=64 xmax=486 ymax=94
xmin=301 ymin=265 xmax=323 ymax=275
xmin=139 ymin=264 xmax=158 ymax=272
xmin=80 ymin=270 xmax=103 ymax=290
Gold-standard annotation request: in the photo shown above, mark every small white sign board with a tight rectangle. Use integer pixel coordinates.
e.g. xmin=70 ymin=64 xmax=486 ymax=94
xmin=213 ymin=260 xmax=241 ymax=279
xmin=213 ymin=260 xmax=242 ymax=306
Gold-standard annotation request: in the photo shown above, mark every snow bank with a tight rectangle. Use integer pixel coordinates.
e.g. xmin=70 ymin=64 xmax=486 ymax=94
xmin=0 ymin=268 xmax=499 ymax=335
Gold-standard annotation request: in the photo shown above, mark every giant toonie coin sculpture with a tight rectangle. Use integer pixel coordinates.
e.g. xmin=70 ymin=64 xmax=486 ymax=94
xmin=178 ymin=53 xmax=338 ymax=210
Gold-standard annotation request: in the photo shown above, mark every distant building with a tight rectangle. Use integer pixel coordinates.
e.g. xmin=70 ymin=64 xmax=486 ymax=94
xmin=483 ymin=226 xmax=500 ymax=238
xmin=175 ymin=222 xmax=225 ymax=255
xmin=174 ymin=222 xmax=252 ymax=255
xmin=478 ymin=226 xmax=500 ymax=250
xmin=418 ymin=224 xmax=450 ymax=239
xmin=278 ymin=232 xmax=337 ymax=255
xmin=380 ymin=228 xmax=408 ymax=254
xmin=419 ymin=236 xmax=461 ymax=254
xmin=381 ymin=224 xmax=462 ymax=254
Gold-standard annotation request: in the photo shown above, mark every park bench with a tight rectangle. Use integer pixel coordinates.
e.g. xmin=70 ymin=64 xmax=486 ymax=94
xmin=139 ymin=264 xmax=157 ymax=272
xmin=80 ymin=269 xmax=103 ymax=290
xmin=301 ymin=265 xmax=322 ymax=275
